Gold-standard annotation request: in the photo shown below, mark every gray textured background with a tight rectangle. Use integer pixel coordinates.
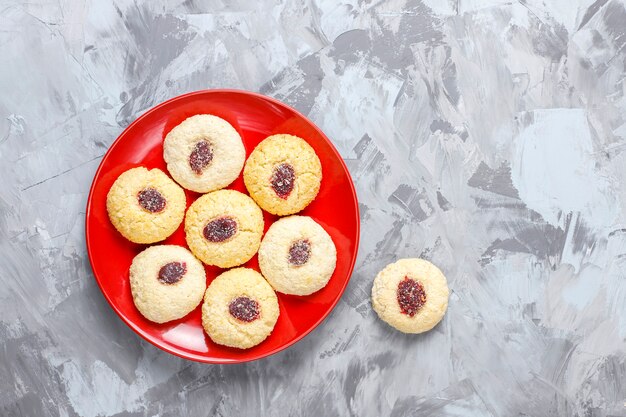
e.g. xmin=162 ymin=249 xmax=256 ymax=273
xmin=1 ymin=0 xmax=626 ymax=416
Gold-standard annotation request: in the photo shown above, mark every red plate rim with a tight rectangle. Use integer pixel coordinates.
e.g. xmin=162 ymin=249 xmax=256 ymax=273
xmin=85 ymin=89 xmax=360 ymax=363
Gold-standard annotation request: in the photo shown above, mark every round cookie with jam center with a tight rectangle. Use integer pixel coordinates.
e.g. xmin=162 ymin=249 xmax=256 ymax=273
xmin=258 ymin=215 xmax=336 ymax=295
xmin=202 ymin=267 xmax=279 ymax=349
xmin=106 ymin=167 xmax=186 ymax=244
xmin=371 ymin=258 xmax=449 ymax=334
xmin=185 ymin=189 xmax=264 ymax=268
xmin=163 ymin=114 xmax=246 ymax=193
xmin=129 ymin=245 xmax=206 ymax=323
xmin=243 ymin=134 xmax=322 ymax=216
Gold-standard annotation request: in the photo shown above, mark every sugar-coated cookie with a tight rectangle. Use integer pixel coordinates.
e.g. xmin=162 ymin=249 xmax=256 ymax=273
xmin=106 ymin=167 xmax=186 ymax=244
xmin=202 ymin=268 xmax=279 ymax=349
xmin=163 ymin=114 xmax=245 ymax=193
xmin=243 ymin=134 xmax=321 ymax=216
xmin=258 ymin=215 xmax=336 ymax=295
xmin=371 ymin=258 xmax=449 ymax=334
xmin=185 ymin=189 xmax=263 ymax=268
xmin=130 ymin=245 xmax=206 ymax=323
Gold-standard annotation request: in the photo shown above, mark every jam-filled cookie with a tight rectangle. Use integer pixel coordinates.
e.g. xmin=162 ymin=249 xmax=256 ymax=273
xmin=129 ymin=245 xmax=206 ymax=323
xmin=184 ymin=189 xmax=263 ymax=268
xmin=163 ymin=114 xmax=245 ymax=193
xmin=371 ymin=258 xmax=449 ymax=334
xmin=202 ymin=268 xmax=279 ymax=349
xmin=243 ymin=134 xmax=322 ymax=216
xmin=106 ymin=167 xmax=186 ymax=244
xmin=258 ymin=215 xmax=336 ymax=295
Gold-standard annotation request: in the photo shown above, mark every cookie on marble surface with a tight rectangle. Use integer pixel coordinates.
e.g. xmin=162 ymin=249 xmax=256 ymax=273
xmin=130 ymin=245 xmax=206 ymax=324
xmin=258 ymin=215 xmax=336 ymax=296
xmin=201 ymin=267 xmax=279 ymax=349
xmin=185 ymin=189 xmax=263 ymax=268
xmin=163 ymin=114 xmax=245 ymax=193
xmin=106 ymin=167 xmax=186 ymax=244
xmin=243 ymin=134 xmax=322 ymax=216
xmin=371 ymin=258 xmax=449 ymax=334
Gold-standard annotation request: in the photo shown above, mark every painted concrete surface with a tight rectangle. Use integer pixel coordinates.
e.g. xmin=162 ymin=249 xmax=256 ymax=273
xmin=1 ymin=0 xmax=626 ymax=416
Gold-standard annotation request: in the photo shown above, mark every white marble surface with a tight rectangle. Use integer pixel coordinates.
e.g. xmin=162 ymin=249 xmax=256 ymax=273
xmin=2 ymin=0 xmax=626 ymax=416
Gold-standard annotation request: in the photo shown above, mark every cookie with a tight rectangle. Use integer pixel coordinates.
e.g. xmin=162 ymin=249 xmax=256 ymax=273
xmin=371 ymin=258 xmax=449 ymax=334
xmin=243 ymin=134 xmax=322 ymax=216
xmin=201 ymin=268 xmax=279 ymax=349
xmin=106 ymin=167 xmax=186 ymax=244
xmin=129 ymin=245 xmax=206 ymax=323
xmin=258 ymin=215 xmax=336 ymax=295
xmin=185 ymin=189 xmax=264 ymax=268
xmin=163 ymin=114 xmax=246 ymax=193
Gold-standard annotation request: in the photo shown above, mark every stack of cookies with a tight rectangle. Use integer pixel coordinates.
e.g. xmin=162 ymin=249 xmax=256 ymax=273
xmin=106 ymin=114 xmax=337 ymax=349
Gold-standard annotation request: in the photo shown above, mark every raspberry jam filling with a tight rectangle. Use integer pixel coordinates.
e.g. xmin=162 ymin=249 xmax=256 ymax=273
xmin=270 ymin=163 xmax=295 ymax=199
xmin=228 ymin=296 xmax=260 ymax=322
xmin=189 ymin=140 xmax=214 ymax=174
xmin=203 ymin=216 xmax=237 ymax=242
xmin=288 ymin=239 xmax=311 ymax=266
xmin=137 ymin=187 xmax=166 ymax=213
xmin=158 ymin=261 xmax=187 ymax=284
xmin=397 ymin=277 xmax=427 ymax=317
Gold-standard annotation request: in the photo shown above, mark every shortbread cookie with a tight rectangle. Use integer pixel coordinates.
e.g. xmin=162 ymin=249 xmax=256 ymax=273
xmin=371 ymin=258 xmax=449 ymax=334
xmin=163 ymin=114 xmax=245 ymax=193
xmin=106 ymin=167 xmax=186 ymax=244
xmin=202 ymin=268 xmax=279 ymax=349
xmin=243 ymin=134 xmax=321 ymax=216
xmin=185 ymin=189 xmax=263 ymax=268
xmin=258 ymin=215 xmax=336 ymax=295
xmin=130 ymin=245 xmax=206 ymax=323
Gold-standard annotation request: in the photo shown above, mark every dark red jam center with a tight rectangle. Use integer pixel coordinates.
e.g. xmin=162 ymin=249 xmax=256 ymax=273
xmin=203 ymin=216 xmax=237 ymax=242
xmin=288 ymin=239 xmax=311 ymax=266
xmin=270 ymin=163 xmax=295 ymax=199
xmin=228 ymin=296 xmax=260 ymax=322
xmin=189 ymin=140 xmax=214 ymax=174
xmin=397 ymin=277 xmax=427 ymax=317
xmin=157 ymin=261 xmax=187 ymax=284
xmin=137 ymin=188 xmax=166 ymax=213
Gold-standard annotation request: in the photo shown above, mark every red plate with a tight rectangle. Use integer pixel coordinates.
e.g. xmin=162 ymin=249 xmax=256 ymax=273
xmin=85 ymin=90 xmax=360 ymax=363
